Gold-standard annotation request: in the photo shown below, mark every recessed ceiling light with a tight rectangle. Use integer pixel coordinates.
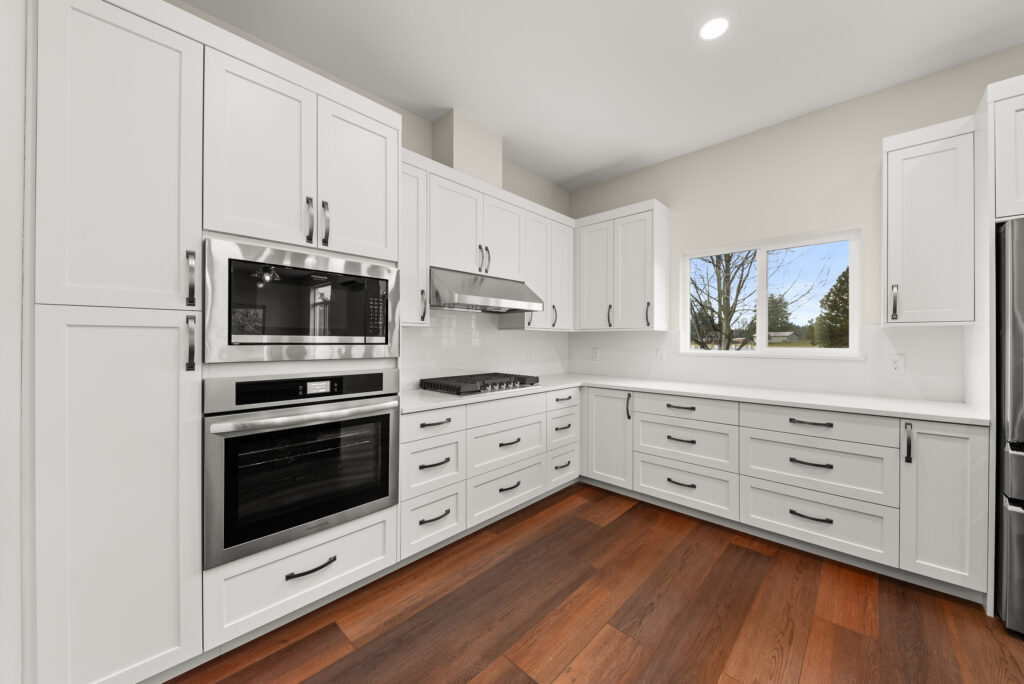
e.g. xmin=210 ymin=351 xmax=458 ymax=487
xmin=700 ymin=17 xmax=729 ymax=41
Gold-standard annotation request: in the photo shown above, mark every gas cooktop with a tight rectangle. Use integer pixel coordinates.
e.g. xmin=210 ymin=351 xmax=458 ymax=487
xmin=419 ymin=373 xmax=540 ymax=396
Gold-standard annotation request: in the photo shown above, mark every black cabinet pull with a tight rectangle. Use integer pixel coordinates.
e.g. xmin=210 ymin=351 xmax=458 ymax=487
xmin=418 ymin=457 xmax=451 ymax=470
xmin=499 ymin=437 xmax=522 ymax=448
xmin=285 ymin=555 xmax=336 ymax=581
xmin=789 ymin=457 xmax=834 ymax=470
xmin=905 ymin=422 xmax=913 ymax=463
xmin=555 ymin=423 xmax=572 ymax=432
xmin=555 ymin=395 xmax=573 ymax=402
xmin=552 ymin=304 xmax=558 ymax=328
xmin=667 ymin=477 xmax=696 ymax=489
xmin=789 ymin=509 xmax=833 ymax=524
xmin=555 ymin=460 xmax=572 ymax=470
xmin=788 ymin=417 xmax=834 ymax=428
xmin=499 ymin=480 xmax=521 ymax=493
xmin=607 ymin=304 xmax=613 ymax=327
xmin=478 ymin=244 xmax=484 ymax=272
xmin=185 ymin=250 xmax=196 ymax=306
xmin=305 ymin=196 xmax=315 ymax=243
xmin=419 ymin=508 xmax=451 ymax=525
xmin=891 ymin=284 xmax=899 ymax=320
xmin=645 ymin=301 xmax=651 ymax=326
xmin=420 ymin=417 xmax=452 ymax=428
xmin=626 ymin=392 xmax=632 ymax=420
xmin=420 ymin=289 xmax=427 ymax=322
xmin=185 ymin=315 xmax=196 ymax=371
xmin=321 ymin=199 xmax=331 ymax=246
xmin=667 ymin=403 xmax=696 ymax=411
xmin=484 ymin=246 xmax=491 ymax=273
xmin=667 ymin=435 xmax=696 ymax=445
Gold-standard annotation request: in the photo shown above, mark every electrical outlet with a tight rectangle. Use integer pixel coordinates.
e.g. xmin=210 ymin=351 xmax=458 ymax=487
xmin=656 ymin=349 xmax=665 ymax=364
xmin=888 ymin=354 xmax=905 ymax=376
xmin=591 ymin=347 xmax=600 ymax=361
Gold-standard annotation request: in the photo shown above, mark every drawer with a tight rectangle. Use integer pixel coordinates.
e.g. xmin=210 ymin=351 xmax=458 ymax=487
xmin=399 ymin=482 xmax=466 ymax=560
xmin=467 ymin=455 xmax=546 ymax=527
xmin=740 ymin=403 xmax=899 ymax=447
xmin=739 ymin=477 xmax=898 ymax=567
xmin=634 ymin=412 xmax=738 ymax=472
xmin=466 ymin=413 xmax=546 ymax=477
xmin=466 ymin=393 xmax=547 ymax=428
xmin=547 ymin=443 xmax=580 ymax=490
xmin=203 ymin=507 xmax=396 ymax=648
xmin=740 ymin=428 xmax=899 ymax=506
xmin=399 ymin=431 xmax=467 ymax=501
xmin=634 ymin=392 xmax=739 ymax=425
xmin=547 ymin=387 xmax=580 ymax=411
xmin=400 ymin=405 xmax=467 ymax=443
xmin=634 ymin=452 xmax=739 ymax=521
xmin=547 ymin=406 xmax=580 ymax=450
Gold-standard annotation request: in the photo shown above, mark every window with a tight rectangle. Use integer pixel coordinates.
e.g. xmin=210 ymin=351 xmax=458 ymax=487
xmin=685 ymin=235 xmax=856 ymax=355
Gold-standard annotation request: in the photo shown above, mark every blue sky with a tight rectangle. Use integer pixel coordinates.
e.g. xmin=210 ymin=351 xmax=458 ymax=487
xmin=768 ymin=241 xmax=849 ymax=328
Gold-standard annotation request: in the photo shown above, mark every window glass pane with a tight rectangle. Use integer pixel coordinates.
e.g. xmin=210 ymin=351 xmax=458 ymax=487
xmin=689 ymin=250 xmax=757 ymax=350
xmin=766 ymin=241 xmax=849 ymax=349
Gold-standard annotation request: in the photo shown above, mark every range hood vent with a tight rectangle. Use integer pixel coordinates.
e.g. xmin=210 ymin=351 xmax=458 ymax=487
xmin=429 ymin=267 xmax=543 ymax=314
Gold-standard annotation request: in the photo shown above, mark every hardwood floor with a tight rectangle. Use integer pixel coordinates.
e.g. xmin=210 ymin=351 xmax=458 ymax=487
xmin=172 ymin=484 xmax=1024 ymax=684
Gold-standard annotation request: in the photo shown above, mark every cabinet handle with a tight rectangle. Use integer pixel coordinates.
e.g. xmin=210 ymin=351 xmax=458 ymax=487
xmin=891 ymin=284 xmax=899 ymax=320
xmin=905 ymin=422 xmax=913 ymax=463
xmin=788 ymin=417 xmax=834 ymax=428
xmin=498 ymin=437 xmax=522 ymax=448
xmin=607 ymin=304 xmax=613 ymax=327
xmin=552 ymin=304 xmax=558 ymax=328
xmin=666 ymin=403 xmax=696 ymax=411
xmin=419 ymin=508 xmax=451 ymax=525
xmin=626 ymin=392 xmax=632 ymax=420
xmin=418 ymin=456 xmax=451 ymax=470
xmin=555 ymin=395 xmax=573 ymax=402
xmin=285 ymin=555 xmax=337 ymax=581
xmin=484 ymin=246 xmax=491 ymax=273
xmin=554 ymin=423 xmax=572 ymax=432
xmin=305 ymin=196 xmax=314 ymax=243
xmin=185 ymin=251 xmax=196 ymax=306
xmin=667 ymin=435 xmax=696 ymax=445
xmin=645 ymin=301 xmax=651 ymax=326
xmin=789 ymin=456 xmax=834 ymax=470
xmin=498 ymin=480 xmax=521 ymax=493
xmin=528 ymin=312 xmax=533 ymax=327
xmin=478 ymin=244 xmax=484 ymax=272
xmin=667 ymin=477 xmax=696 ymax=489
xmin=789 ymin=509 xmax=833 ymax=525
xmin=321 ymin=200 xmax=331 ymax=246
xmin=185 ymin=315 xmax=196 ymax=371
xmin=420 ymin=417 xmax=452 ymax=428
xmin=420 ymin=289 xmax=427 ymax=322
xmin=555 ymin=460 xmax=572 ymax=470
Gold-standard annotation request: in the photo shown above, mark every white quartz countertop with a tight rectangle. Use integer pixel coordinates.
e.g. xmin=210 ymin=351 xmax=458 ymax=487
xmin=400 ymin=373 xmax=990 ymax=426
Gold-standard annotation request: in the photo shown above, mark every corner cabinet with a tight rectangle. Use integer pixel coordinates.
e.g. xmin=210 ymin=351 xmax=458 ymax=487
xmin=583 ymin=388 xmax=634 ymax=488
xmin=399 ymin=163 xmax=430 ymax=325
xmin=506 ymin=215 xmax=574 ymax=331
xmin=996 ymin=94 xmax=1024 ymax=219
xmin=883 ymin=118 xmax=974 ymax=324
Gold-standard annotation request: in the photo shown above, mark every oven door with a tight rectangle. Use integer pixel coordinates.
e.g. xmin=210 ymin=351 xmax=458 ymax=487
xmin=203 ymin=396 xmax=398 ymax=569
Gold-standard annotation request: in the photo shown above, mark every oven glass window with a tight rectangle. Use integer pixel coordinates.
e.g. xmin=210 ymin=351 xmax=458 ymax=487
xmin=228 ymin=259 xmax=387 ymax=344
xmin=222 ymin=415 xmax=389 ymax=549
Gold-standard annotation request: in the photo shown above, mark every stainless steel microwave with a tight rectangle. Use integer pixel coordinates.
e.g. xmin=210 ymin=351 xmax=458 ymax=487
xmin=204 ymin=237 xmax=398 ymax=363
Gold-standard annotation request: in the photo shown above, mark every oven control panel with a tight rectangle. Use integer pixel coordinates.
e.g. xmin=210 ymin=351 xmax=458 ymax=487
xmin=235 ymin=373 xmax=384 ymax=406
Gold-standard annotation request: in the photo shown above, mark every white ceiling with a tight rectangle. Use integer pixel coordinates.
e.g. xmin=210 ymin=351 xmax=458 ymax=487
xmin=177 ymin=0 xmax=1024 ymax=190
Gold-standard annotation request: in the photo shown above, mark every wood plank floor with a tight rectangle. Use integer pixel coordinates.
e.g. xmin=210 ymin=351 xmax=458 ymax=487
xmin=172 ymin=484 xmax=1024 ymax=684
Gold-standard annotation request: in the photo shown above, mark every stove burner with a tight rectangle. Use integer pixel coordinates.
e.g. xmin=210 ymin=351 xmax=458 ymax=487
xmin=419 ymin=373 xmax=541 ymax=396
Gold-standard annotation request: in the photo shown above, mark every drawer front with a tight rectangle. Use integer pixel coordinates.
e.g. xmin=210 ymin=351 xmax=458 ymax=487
xmin=547 ymin=443 xmax=580 ymax=490
xmin=635 ymin=392 xmax=739 ymax=425
xmin=634 ymin=412 xmax=738 ymax=472
xmin=547 ymin=406 xmax=580 ymax=450
xmin=399 ymin=432 xmax=467 ymax=501
xmin=399 ymin=482 xmax=466 ymax=560
xmin=740 ymin=477 xmax=898 ymax=566
xmin=466 ymin=393 xmax=547 ymax=428
xmin=740 ymin=428 xmax=899 ymax=506
xmin=740 ymin=403 xmax=899 ymax=447
xmin=466 ymin=413 xmax=546 ymax=477
xmin=467 ymin=455 xmax=546 ymax=527
xmin=400 ymin=405 xmax=467 ymax=443
xmin=634 ymin=452 xmax=739 ymax=521
xmin=547 ymin=387 xmax=580 ymax=411
xmin=203 ymin=507 xmax=396 ymax=648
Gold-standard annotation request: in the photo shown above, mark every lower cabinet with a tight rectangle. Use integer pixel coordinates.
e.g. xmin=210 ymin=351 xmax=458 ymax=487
xmin=584 ymin=388 xmax=634 ymax=488
xmin=400 ymin=482 xmax=467 ymax=559
xmin=467 ymin=455 xmax=546 ymax=526
xmin=547 ymin=443 xmax=581 ymax=490
xmin=634 ymin=452 xmax=738 ymax=520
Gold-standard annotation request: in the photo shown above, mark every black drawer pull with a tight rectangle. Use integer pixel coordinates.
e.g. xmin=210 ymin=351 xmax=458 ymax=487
xmin=554 ymin=423 xmax=572 ymax=432
xmin=419 ymin=457 xmax=452 ymax=470
xmin=499 ymin=480 xmax=521 ymax=493
xmin=285 ymin=555 xmax=336 ymax=581
xmin=420 ymin=417 xmax=452 ymax=428
xmin=666 ymin=403 xmax=696 ymax=411
xmin=789 ymin=508 xmax=833 ymax=524
xmin=789 ymin=457 xmax=834 ymax=470
xmin=667 ymin=435 xmax=696 ymax=445
xmin=788 ymin=417 xmax=834 ymax=428
xmin=555 ymin=460 xmax=572 ymax=470
xmin=666 ymin=477 xmax=697 ymax=489
xmin=419 ymin=508 xmax=451 ymax=525
xmin=555 ymin=395 xmax=573 ymax=402
xmin=499 ymin=437 xmax=522 ymax=448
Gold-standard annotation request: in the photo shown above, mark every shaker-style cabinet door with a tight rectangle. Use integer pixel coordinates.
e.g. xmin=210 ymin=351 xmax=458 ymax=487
xmin=35 ymin=0 xmax=202 ymax=310
xmin=577 ymin=220 xmax=614 ymax=329
xmin=585 ymin=388 xmax=634 ymax=488
xmin=522 ymin=213 xmax=550 ymax=328
xmin=204 ymin=48 xmax=318 ymax=247
xmin=549 ymin=222 xmax=575 ymax=330
xmin=482 ymin=196 xmax=525 ymax=280
xmin=429 ymin=175 xmax=485 ymax=274
xmin=996 ymin=94 xmax=1024 ymax=220
xmin=318 ymin=95 xmax=399 ymax=260
xmin=400 ymin=163 xmax=430 ymax=325
xmin=612 ymin=212 xmax=654 ymax=329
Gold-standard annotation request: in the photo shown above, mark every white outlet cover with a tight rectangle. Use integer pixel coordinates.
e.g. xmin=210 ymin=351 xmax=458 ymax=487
xmin=591 ymin=347 xmax=600 ymax=361
xmin=656 ymin=349 xmax=665 ymax=364
xmin=888 ymin=354 xmax=906 ymax=375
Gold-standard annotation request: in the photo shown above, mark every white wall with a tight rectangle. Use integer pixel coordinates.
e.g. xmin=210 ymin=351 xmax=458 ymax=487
xmin=503 ymin=159 xmax=571 ymax=216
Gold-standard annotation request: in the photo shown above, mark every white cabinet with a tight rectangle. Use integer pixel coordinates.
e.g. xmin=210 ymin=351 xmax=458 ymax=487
xmin=899 ymin=420 xmax=988 ymax=591
xmin=35 ymin=0 xmax=202 ymax=310
xmin=522 ymin=213 xmax=550 ymax=328
xmin=428 ymin=175 xmax=485 ymax=273
xmin=996 ymin=94 xmax=1024 ymax=219
xmin=584 ymin=388 xmax=634 ymax=488
xmin=500 ymin=216 xmax=574 ymax=331
xmin=549 ymin=222 xmax=575 ymax=331
xmin=34 ymin=305 xmax=201 ymax=683
xmin=400 ymin=163 xmax=430 ymax=325
xmin=612 ymin=212 xmax=654 ymax=328
xmin=482 ymin=196 xmax=525 ymax=280
xmin=883 ymin=123 xmax=974 ymax=324
xmin=577 ymin=220 xmax=614 ymax=329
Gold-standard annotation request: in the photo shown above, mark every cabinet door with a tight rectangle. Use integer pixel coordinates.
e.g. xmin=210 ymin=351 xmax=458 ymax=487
xmin=318 ymin=96 xmax=399 ymax=260
xmin=577 ymin=221 xmax=614 ymax=329
xmin=585 ymin=389 xmax=634 ymax=488
xmin=900 ymin=420 xmax=988 ymax=591
xmin=522 ymin=213 xmax=550 ymax=328
xmin=613 ymin=212 xmax=654 ymax=328
xmin=204 ymin=48 xmax=317 ymax=247
xmin=549 ymin=222 xmax=575 ymax=330
xmin=35 ymin=305 xmax=201 ymax=684
xmin=996 ymin=94 xmax=1024 ymax=219
xmin=482 ymin=196 xmax=526 ymax=280
xmin=429 ymin=176 xmax=484 ymax=273
xmin=400 ymin=164 xmax=430 ymax=325
xmin=886 ymin=134 xmax=974 ymax=323
xmin=35 ymin=0 xmax=202 ymax=310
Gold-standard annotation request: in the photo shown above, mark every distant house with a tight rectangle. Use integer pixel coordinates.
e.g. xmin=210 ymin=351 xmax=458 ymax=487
xmin=768 ymin=331 xmax=799 ymax=343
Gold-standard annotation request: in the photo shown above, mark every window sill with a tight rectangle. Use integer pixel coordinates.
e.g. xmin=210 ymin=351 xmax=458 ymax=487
xmin=675 ymin=349 xmax=865 ymax=361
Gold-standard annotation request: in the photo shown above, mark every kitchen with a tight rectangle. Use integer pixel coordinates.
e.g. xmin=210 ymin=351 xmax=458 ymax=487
xmin=6 ymin=0 xmax=1024 ymax=681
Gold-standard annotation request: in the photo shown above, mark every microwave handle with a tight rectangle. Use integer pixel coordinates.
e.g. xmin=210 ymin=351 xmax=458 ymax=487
xmin=209 ymin=399 xmax=399 ymax=435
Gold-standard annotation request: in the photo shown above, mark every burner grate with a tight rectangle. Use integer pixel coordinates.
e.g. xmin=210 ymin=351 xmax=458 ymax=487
xmin=419 ymin=373 xmax=540 ymax=396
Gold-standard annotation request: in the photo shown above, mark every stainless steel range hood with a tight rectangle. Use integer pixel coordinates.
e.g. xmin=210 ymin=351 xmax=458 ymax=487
xmin=429 ymin=267 xmax=543 ymax=313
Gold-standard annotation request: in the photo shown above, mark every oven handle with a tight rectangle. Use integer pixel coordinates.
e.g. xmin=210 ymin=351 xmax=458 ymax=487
xmin=209 ymin=399 xmax=399 ymax=435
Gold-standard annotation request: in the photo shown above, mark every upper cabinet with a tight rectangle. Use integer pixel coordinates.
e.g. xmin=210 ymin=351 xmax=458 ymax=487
xmin=481 ymin=197 xmax=525 ymax=280
xmin=400 ymin=163 xmax=430 ymax=326
xmin=549 ymin=222 xmax=575 ymax=331
xmin=35 ymin=0 xmax=203 ymax=310
xmin=522 ymin=213 xmax=550 ymax=328
xmin=996 ymin=94 xmax=1024 ymax=219
xmin=883 ymin=119 xmax=974 ymax=325
xmin=428 ymin=175 xmax=486 ymax=273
